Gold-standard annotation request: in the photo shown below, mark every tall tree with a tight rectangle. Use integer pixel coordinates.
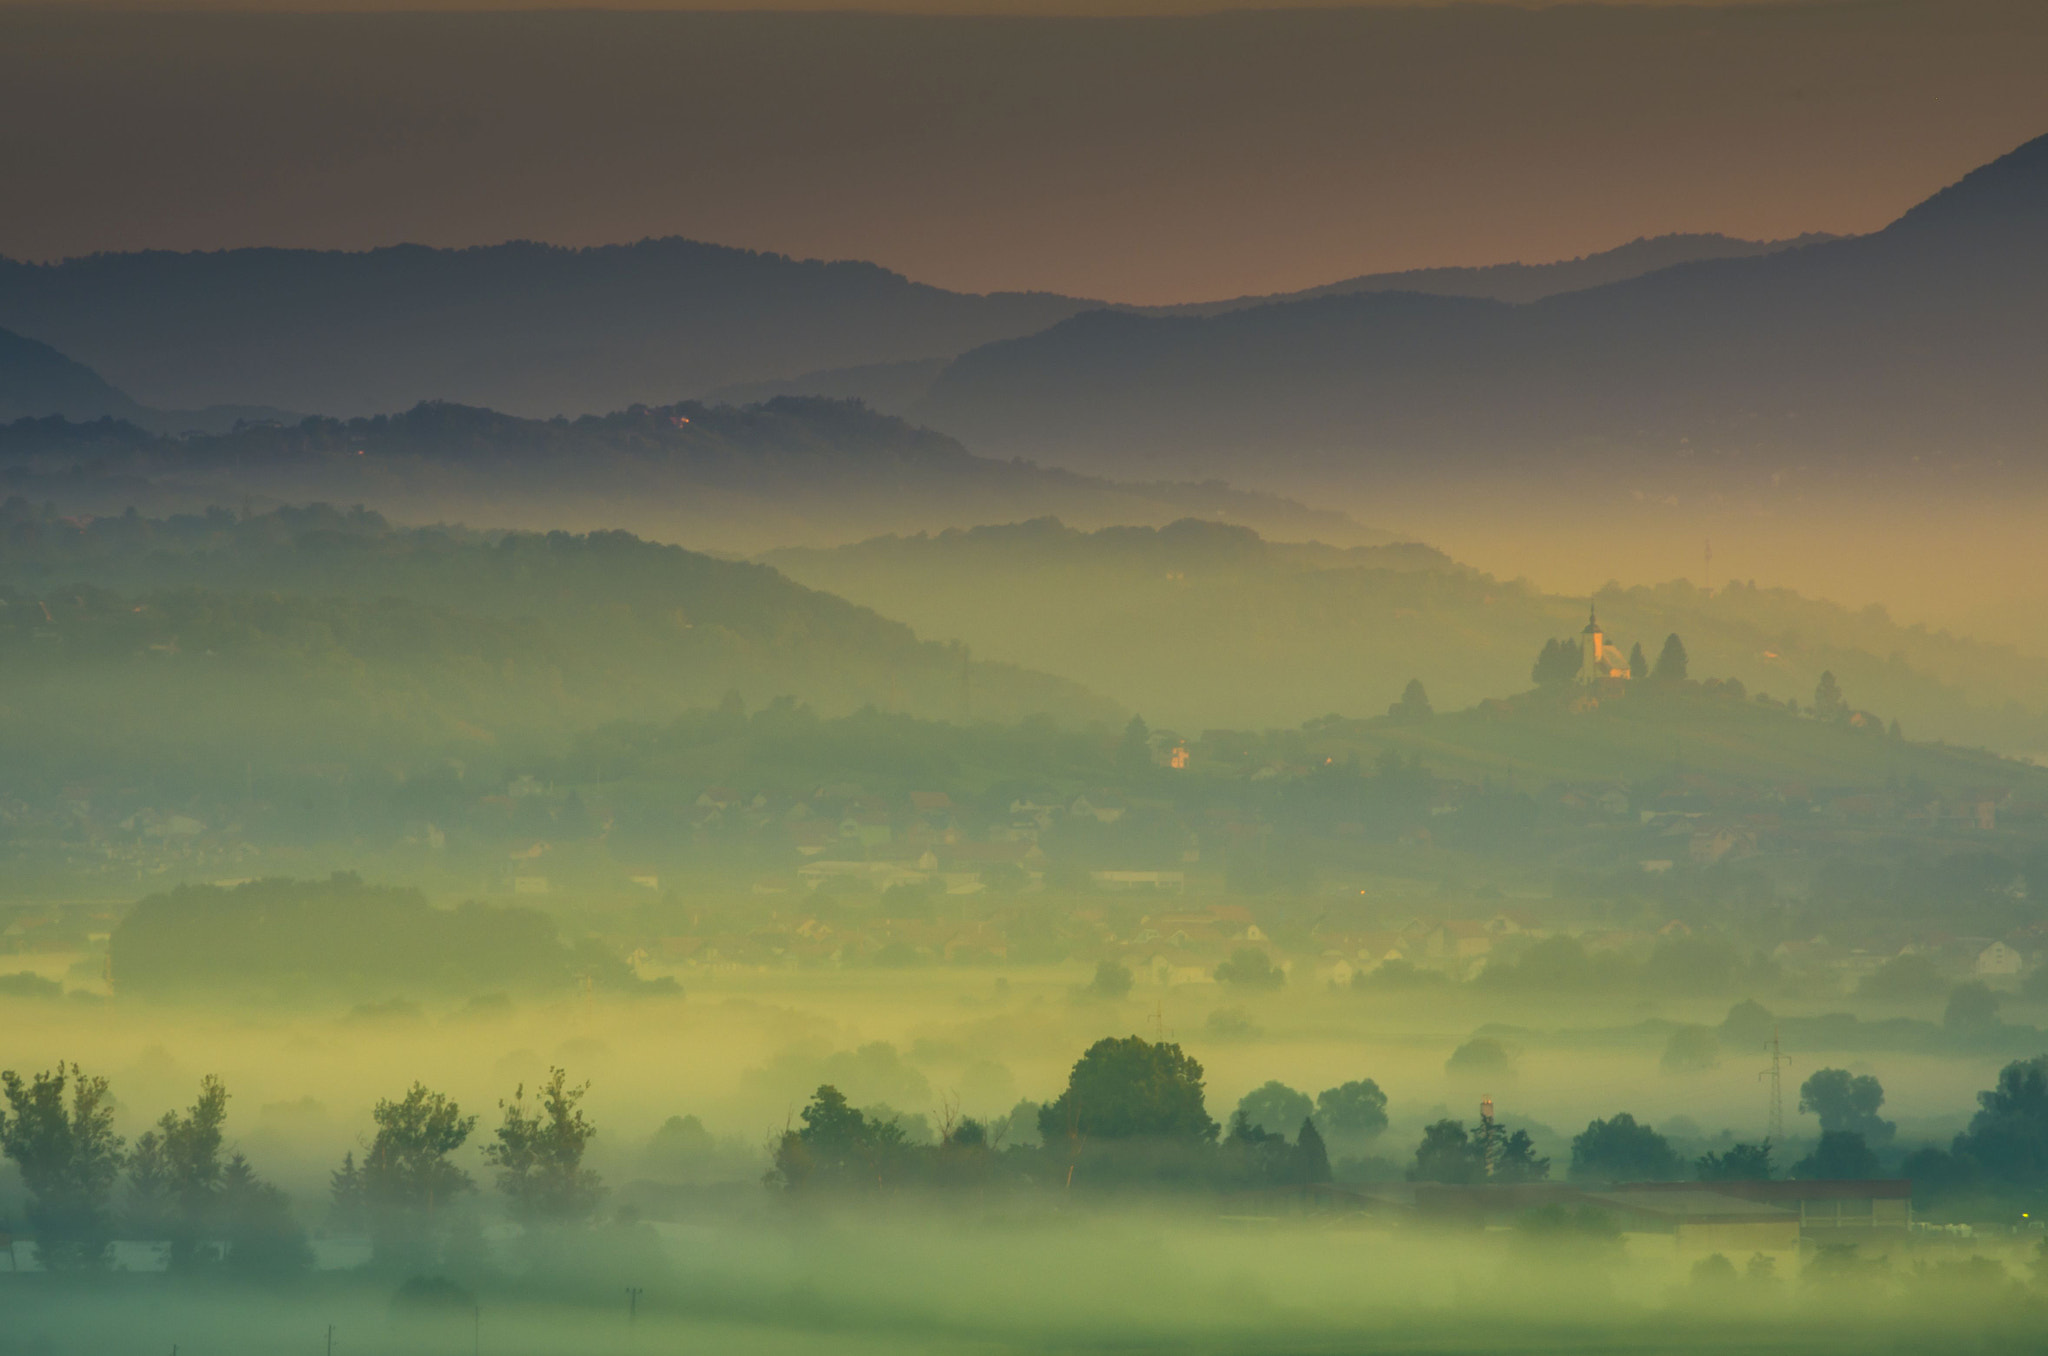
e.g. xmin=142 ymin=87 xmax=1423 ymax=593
xmin=1234 ymin=1082 xmax=1313 ymax=1138
xmin=218 ymin=1152 xmax=314 ymax=1276
xmin=1568 ymin=1113 xmax=1684 ymax=1182
xmin=1038 ymin=1037 xmax=1218 ymax=1145
xmin=1314 ymin=1079 xmax=1389 ymax=1142
xmin=1293 ymin=1117 xmax=1333 ymax=1185
xmin=1812 ymin=670 xmax=1847 ymax=721
xmin=1792 ymin=1130 xmax=1882 ymax=1180
xmin=1115 ymin=714 xmax=1153 ymax=777
xmin=356 ymin=1082 xmax=477 ymax=1267
xmin=1628 ymin=641 xmax=1650 ymax=679
xmin=1531 ymin=638 xmax=1580 ymax=689
xmin=139 ymin=1076 xmax=230 ymax=1269
xmin=485 ymin=1068 xmax=604 ymax=1224
xmin=1410 ymin=1118 xmax=1478 ymax=1183
xmin=1799 ymin=1069 xmax=1895 ymax=1144
xmin=1654 ymin=633 xmax=1689 ymax=682
xmin=0 ymin=1063 xmax=126 ymax=1270
xmin=1388 ymin=679 xmax=1432 ymax=722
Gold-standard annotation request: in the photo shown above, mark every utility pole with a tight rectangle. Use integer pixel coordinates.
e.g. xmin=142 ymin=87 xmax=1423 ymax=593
xmin=1759 ymin=1026 xmax=1790 ymax=1144
xmin=626 ymin=1287 xmax=644 ymax=1326
xmin=326 ymin=1324 xmax=335 ymax=1356
xmin=1478 ymin=1096 xmax=1499 ymax=1179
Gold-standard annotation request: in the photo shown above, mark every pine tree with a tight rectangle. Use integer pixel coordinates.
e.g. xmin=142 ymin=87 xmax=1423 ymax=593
xmin=1629 ymin=642 xmax=1650 ymax=679
xmin=1388 ymin=679 xmax=1432 ymax=722
xmin=1813 ymin=671 xmax=1846 ymax=721
xmin=1294 ymin=1117 xmax=1333 ymax=1185
xmin=1532 ymin=639 xmax=1580 ymax=689
xmin=1654 ymin=633 xmax=1689 ymax=682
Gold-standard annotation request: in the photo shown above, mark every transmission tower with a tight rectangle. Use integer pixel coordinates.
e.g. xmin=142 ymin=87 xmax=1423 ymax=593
xmin=1758 ymin=1026 xmax=1791 ymax=1143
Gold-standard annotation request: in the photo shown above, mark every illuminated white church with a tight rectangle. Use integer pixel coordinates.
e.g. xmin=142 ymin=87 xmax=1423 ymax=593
xmin=1580 ymin=608 xmax=1632 ymax=683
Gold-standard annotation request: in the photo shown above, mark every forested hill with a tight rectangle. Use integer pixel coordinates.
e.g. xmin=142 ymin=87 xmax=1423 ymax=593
xmin=0 ymin=502 xmax=1117 ymax=788
xmin=0 ymin=398 xmax=1374 ymax=551
xmin=765 ymin=519 xmax=2048 ymax=755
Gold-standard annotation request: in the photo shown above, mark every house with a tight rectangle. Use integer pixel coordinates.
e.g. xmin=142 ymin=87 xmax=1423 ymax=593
xmin=1976 ymin=941 xmax=2024 ymax=977
xmin=1092 ymin=870 xmax=1184 ymax=893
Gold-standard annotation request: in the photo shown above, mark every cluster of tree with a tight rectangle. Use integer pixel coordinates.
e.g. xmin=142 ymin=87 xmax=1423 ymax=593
xmin=769 ymin=1038 xmax=1388 ymax=1194
xmin=331 ymin=1068 xmax=603 ymax=1272
xmin=0 ymin=1064 xmax=306 ymax=1274
xmin=110 ymin=874 xmax=648 ymax=1000
xmin=1531 ymin=632 xmax=1687 ymax=690
xmin=0 ymin=1059 xmax=611 ymax=1277
xmin=1900 ymin=1055 xmax=2048 ymax=1212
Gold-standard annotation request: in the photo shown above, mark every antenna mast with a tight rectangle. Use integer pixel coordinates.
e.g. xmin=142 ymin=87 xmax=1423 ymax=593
xmin=1759 ymin=1026 xmax=1790 ymax=1143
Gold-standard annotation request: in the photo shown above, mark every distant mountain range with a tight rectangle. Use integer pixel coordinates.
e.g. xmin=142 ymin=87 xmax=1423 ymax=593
xmin=1134 ymin=232 xmax=1838 ymax=318
xmin=0 ymin=398 xmax=1376 ymax=552
xmin=916 ymin=132 xmax=2048 ymax=479
xmin=0 ymin=239 xmax=1091 ymax=420
xmin=0 ymin=231 xmax=1821 ymax=424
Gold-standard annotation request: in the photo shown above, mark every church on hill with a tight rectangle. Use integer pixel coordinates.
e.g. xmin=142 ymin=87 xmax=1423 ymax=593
xmin=1580 ymin=608 xmax=1633 ymax=683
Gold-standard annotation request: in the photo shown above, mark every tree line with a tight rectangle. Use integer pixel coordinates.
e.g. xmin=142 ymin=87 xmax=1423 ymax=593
xmin=0 ymin=1062 xmax=603 ymax=1275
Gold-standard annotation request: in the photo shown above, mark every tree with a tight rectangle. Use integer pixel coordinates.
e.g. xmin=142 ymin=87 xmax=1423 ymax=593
xmin=1944 ymin=982 xmax=2002 ymax=1034
xmin=358 ymin=1082 xmax=477 ymax=1265
xmin=484 ymin=1067 xmax=603 ymax=1224
xmin=1654 ymin=633 xmax=1689 ymax=682
xmin=1532 ymin=638 xmax=1580 ymax=689
xmin=1798 ymin=1069 xmax=1895 ymax=1144
xmin=1569 ymin=1113 xmax=1684 ymax=1182
xmin=1214 ymin=947 xmax=1284 ymax=990
xmin=1492 ymin=1128 xmax=1550 ymax=1183
xmin=1410 ymin=1115 xmax=1548 ymax=1183
xmin=1314 ymin=1079 xmax=1389 ymax=1142
xmin=1235 ymin=1082 xmax=1313 ymax=1138
xmin=329 ymin=1151 xmax=367 ymax=1232
xmin=1793 ymin=1130 xmax=1881 ymax=1180
xmin=130 ymin=1076 xmax=230 ymax=1269
xmin=1294 ymin=1117 xmax=1333 ymax=1185
xmin=1411 ymin=1118 xmax=1478 ymax=1183
xmin=1037 ymin=1037 xmax=1218 ymax=1145
xmin=1086 ymin=959 xmax=1134 ymax=1000
xmin=1660 ymin=1026 xmax=1722 ymax=1074
xmin=0 ymin=1063 xmax=125 ymax=1270
xmin=770 ymin=1084 xmax=908 ymax=1190
xmin=1628 ymin=642 xmax=1650 ymax=680
xmin=1950 ymin=1055 xmax=2048 ymax=1191
xmin=1115 ymin=715 xmax=1153 ymax=778
xmin=1696 ymin=1142 xmax=1774 ymax=1181
xmin=218 ymin=1152 xmax=313 ymax=1277
xmin=1813 ymin=671 xmax=1847 ymax=721
xmin=1388 ymin=679 xmax=1432 ymax=722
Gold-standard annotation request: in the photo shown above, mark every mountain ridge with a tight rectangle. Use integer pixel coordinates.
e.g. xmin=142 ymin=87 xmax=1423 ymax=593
xmin=913 ymin=131 xmax=2048 ymax=478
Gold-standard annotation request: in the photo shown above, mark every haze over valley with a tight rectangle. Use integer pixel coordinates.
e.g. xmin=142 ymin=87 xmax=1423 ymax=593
xmin=6 ymin=6 xmax=2048 ymax=1356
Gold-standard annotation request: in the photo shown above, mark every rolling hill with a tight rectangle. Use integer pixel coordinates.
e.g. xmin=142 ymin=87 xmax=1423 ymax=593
xmin=0 ymin=502 xmax=1120 ymax=791
xmin=0 ymin=398 xmax=1376 ymax=552
xmin=765 ymin=519 xmax=2048 ymax=755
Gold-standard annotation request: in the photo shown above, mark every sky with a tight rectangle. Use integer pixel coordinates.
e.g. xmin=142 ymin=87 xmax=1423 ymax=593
xmin=3 ymin=1 xmax=2048 ymax=302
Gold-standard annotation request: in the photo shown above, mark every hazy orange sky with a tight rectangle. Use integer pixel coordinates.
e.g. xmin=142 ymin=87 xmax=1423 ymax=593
xmin=4 ymin=1 xmax=2047 ymax=301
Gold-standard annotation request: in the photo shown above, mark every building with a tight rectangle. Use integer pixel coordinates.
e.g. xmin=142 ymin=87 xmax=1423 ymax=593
xmin=1579 ymin=607 xmax=1633 ymax=683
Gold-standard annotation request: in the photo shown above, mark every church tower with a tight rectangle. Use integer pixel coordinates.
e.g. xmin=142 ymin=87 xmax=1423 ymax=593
xmin=1580 ymin=607 xmax=1605 ymax=683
